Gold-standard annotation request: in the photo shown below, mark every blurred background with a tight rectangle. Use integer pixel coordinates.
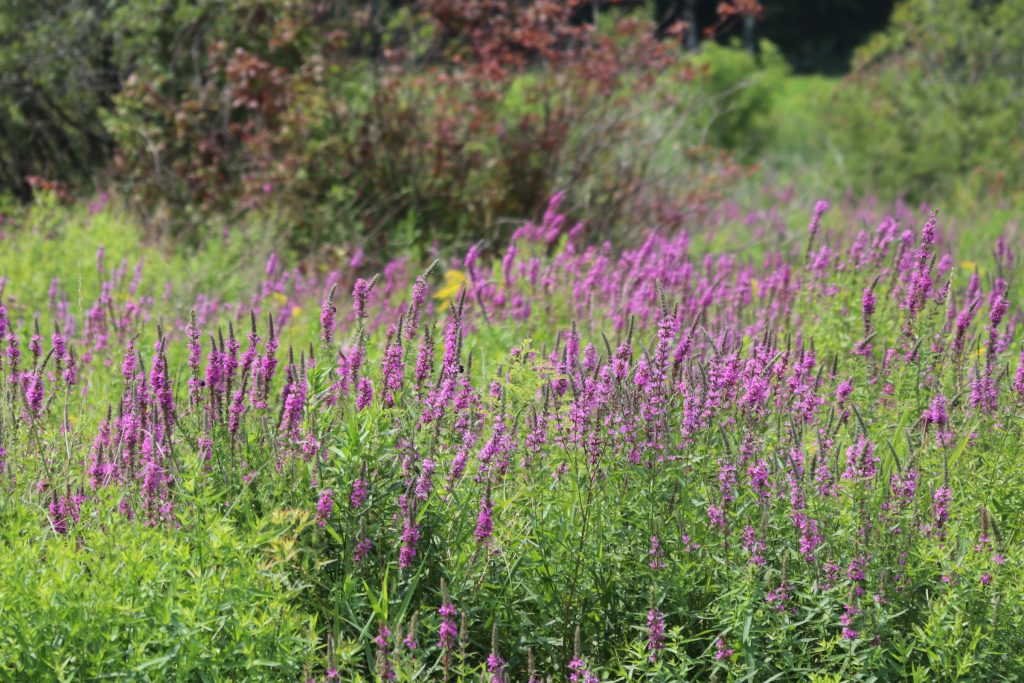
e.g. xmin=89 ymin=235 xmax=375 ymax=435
xmin=1 ymin=0 xmax=1022 ymax=259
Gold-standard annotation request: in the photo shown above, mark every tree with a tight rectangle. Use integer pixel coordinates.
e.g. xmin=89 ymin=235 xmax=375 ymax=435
xmin=0 ymin=1 xmax=118 ymax=200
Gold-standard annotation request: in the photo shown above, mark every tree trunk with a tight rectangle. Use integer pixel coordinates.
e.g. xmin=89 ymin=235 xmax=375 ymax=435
xmin=743 ymin=12 xmax=759 ymax=57
xmin=684 ymin=0 xmax=698 ymax=51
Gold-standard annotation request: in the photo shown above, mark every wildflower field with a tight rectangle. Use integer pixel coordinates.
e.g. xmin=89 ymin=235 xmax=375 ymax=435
xmin=0 ymin=191 xmax=1022 ymax=682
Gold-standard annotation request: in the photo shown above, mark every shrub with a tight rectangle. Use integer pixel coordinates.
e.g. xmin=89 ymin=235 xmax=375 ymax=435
xmin=0 ymin=0 xmax=783 ymax=253
xmin=687 ymin=39 xmax=790 ymax=159
xmin=0 ymin=499 xmax=316 ymax=680
xmin=827 ymin=0 xmax=1024 ymax=201
xmin=0 ymin=1 xmax=116 ymax=200
xmin=106 ymin=1 xmax=708 ymax=252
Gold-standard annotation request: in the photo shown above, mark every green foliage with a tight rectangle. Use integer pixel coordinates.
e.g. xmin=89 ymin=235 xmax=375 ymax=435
xmin=3 ymin=197 xmax=1024 ymax=680
xmin=0 ymin=497 xmax=316 ymax=680
xmin=0 ymin=0 xmax=758 ymax=253
xmin=0 ymin=0 xmax=115 ymax=199
xmin=688 ymin=40 xmax=790 ymax=159
xmin=6 ymin=0 xmax=1024 ymax=248
xmin=0 ymin=193 xmax=280 ymax=318
xmin=826 ymin=0 xmax=1024 ymax=202
xmin=0 ymin=0 xmax=711 ymax=252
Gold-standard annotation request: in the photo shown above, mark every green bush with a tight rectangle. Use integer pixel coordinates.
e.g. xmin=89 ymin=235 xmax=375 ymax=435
xmin=827 ymin=0 xmax=1024 ymax=201
xmin=687 ymin=40 xmax=790 ymax=160
xmin=0 ymin=1 xmax=115 ymax=200
xmin=0 ymin=0 xmax=758 ymax=254
xmin=102 ymin=2 xmax=704 ymax=252
xmin=0 ymin=498 xmax=316 ymax=680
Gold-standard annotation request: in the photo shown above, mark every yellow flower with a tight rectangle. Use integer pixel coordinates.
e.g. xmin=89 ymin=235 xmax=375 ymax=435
xmin=291 ymin=306 xmax=303 ymax=319
xmin=750 ymin=277 xmax=760 ymax=298
xmin=960 ymin=260 xmax=985 ymax=277
xmin=434 ymin=270 xmax=467 ymax=310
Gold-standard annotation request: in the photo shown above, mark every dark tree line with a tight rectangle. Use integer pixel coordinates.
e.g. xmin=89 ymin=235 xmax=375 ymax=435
xmin=648 ymin=0 xmax=896 ymax=73
xmin=570 ymin=1 xmax=896 ymax=72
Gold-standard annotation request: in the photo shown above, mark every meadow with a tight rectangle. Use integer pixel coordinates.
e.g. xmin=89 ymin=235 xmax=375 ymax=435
xmin=4 ymin=1 xmax=1024 ymax=679
xmin=1 ymin=189 xmax=1022 ymax=681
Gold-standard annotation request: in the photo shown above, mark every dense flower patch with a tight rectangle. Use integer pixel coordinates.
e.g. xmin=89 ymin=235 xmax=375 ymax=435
xmin=1 ymin=195 xmax=1024 ymax=679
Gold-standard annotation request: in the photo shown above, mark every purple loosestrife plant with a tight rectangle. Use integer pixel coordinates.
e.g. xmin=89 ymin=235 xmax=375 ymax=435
xmin=355 ymin=376 xmax=373 ymax=411
xmin=487 ymin=624 xmax=505 ymax=683
xmin=380 ymin=324 xmax=404 ymax=408
xmin=374 ymin=624 xmax=395 ymax=681
xmin=352 ymin=278 xmax=371 ymax=322
xmin=4 ymin=195 xmax=1024 ymax=678
xmin=398 ymin=494 xmax=420 ymax=570
xmin=475 ymin=486 xmax=494 ymax=543
xmin=438 ymin=578 xmax=458 ymax=678
xmin=715 ymin=637 xmax=733 ymax=661
xmin=315 ymin=489 xmax=334 ymax=527
xmin=350 ymin=477 xmax=368 ymax=509
xmin=646 ymin=608 xmax=665 ymax=662
xmin=320 ymin=284 xmax=337 ymax=346
xmin=279 ymin=355 xmax=307 ymax=439
xmin=805 ymin=199 xmax=830 ymax=259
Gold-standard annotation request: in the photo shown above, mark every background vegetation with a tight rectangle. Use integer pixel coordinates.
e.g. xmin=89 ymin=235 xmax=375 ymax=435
xmin=2 ymin=0 xmax=1022 ymax=256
